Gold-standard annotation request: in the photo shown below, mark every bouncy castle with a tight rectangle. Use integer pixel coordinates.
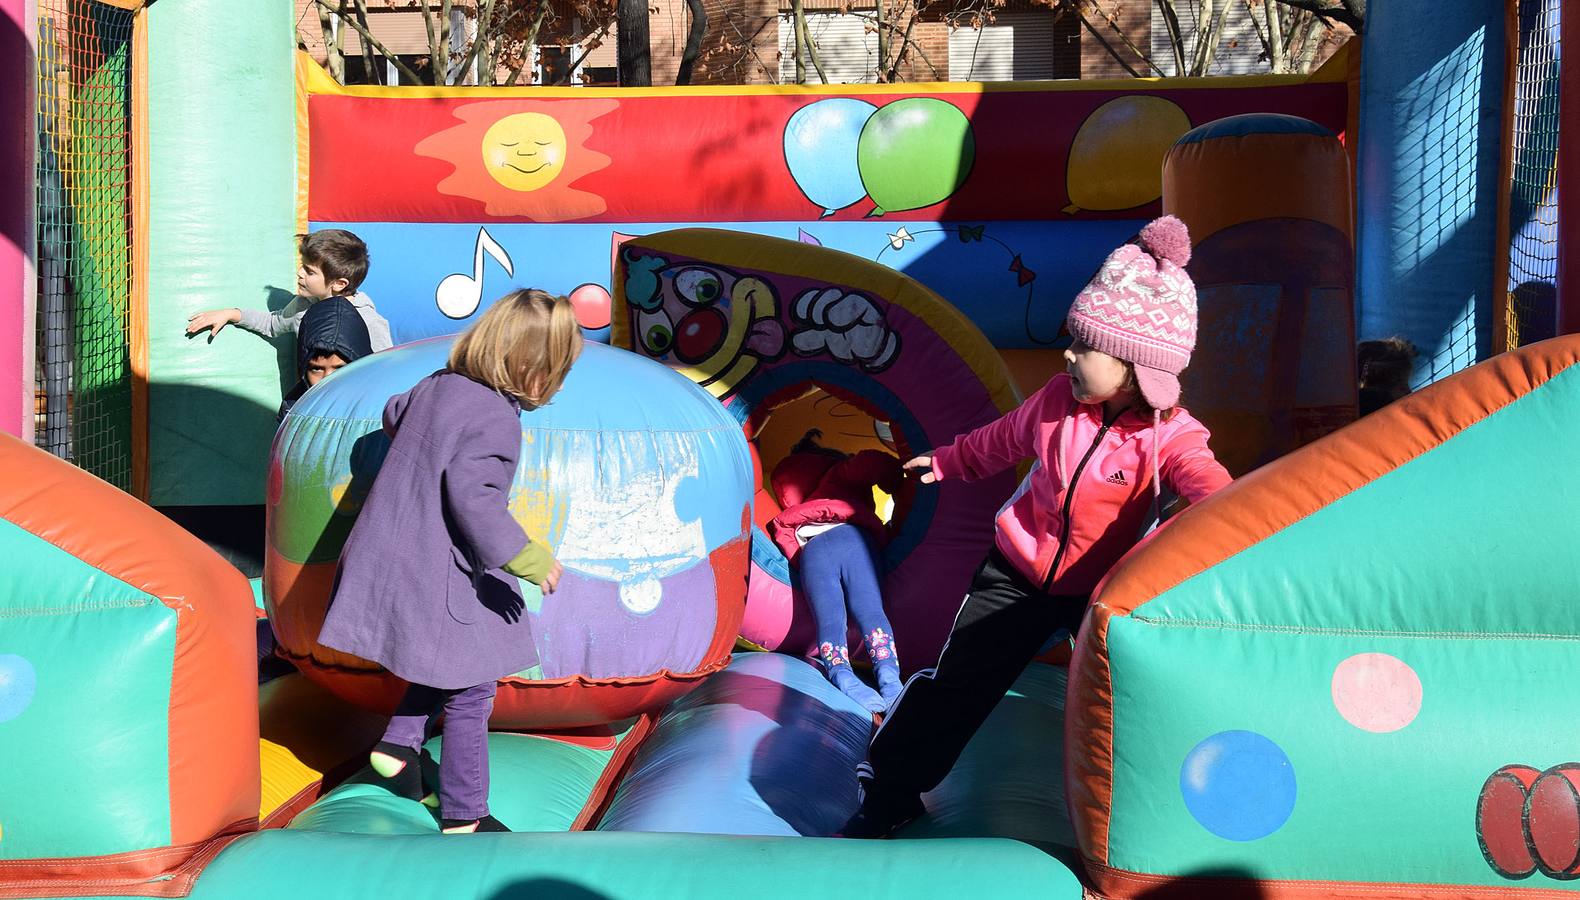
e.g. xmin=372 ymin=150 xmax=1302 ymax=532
xmin=2 ymin=0 xmax=1578 ymax=895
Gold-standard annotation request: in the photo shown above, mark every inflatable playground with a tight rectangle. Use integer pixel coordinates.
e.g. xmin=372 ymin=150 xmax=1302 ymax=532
xmin=2 ymin=0 xmax=1577 ymax=896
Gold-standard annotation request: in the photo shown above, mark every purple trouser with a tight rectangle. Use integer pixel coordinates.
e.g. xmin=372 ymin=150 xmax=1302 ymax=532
xmin=380 ymin=680 xmax=497 ymax=821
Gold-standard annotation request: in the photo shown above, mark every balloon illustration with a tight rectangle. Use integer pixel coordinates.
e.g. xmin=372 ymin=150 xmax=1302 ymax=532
xmin=857 ymin=98 xmax=975 ymax=216
xmin=784 ymin=99 xmax=878 ymax=217
xmin=1064 ymin=95 xmax=1191 ymax=214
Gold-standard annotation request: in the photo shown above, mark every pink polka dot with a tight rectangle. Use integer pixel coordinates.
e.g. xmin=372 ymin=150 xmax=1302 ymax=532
xmin=1331 ymin=652 xmax=1422 ymax=733
xmin=568 ymin=283 xmax=612 ymax=329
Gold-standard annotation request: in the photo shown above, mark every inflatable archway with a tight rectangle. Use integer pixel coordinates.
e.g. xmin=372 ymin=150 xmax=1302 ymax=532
xmin=612 ymin=228 xmax=1020 ymax=665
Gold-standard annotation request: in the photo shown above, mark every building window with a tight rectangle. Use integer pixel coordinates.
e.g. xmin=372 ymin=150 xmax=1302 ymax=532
xmin=343 ymin=54 xmax=434 ymax=86
xmin=948 ymin=10 xmax=1079 ymax=81
xmin=1150 ymin=3 xmax=1267 ymax=75
xmin=778 ymin=13 xmax=881 ymax=84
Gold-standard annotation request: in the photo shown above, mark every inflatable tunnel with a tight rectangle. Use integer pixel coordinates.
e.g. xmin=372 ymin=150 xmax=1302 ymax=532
xmin=613 ymin=228 xmax=1022 ymax=665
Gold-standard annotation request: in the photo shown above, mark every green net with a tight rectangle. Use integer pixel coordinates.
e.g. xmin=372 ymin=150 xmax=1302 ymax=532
xmin=1504 ymin=0 xmax=1562 ymax=349
xmin=35 ymin=0 xmax=136 ymax=491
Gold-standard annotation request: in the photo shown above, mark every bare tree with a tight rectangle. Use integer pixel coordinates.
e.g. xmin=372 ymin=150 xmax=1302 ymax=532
xmin=303 ymin=0 xmax=621 ymax=86
xmin=1077 ymin=0 xmax=1356 ymax=77
xmin=617 ymin=0 xmax=652 ymax=84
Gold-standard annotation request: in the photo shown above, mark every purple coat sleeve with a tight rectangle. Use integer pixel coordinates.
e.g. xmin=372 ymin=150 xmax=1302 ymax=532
xmin=440 ymin=410 xmax=530 ymax=571
xmin=382 ymin=390 xmax=412 ymax=438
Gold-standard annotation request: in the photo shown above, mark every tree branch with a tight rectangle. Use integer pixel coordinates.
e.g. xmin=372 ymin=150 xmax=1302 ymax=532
xmin=1069 ymin=1 xmax=1145 ymax=78
xmin=1268 ymin=0 xmax=1361 ymax=32
xmin=1082 ymin=0 xmax=1166 ymax=76
xmin=1155 ymin=0 xmax=1187 ymax=74
xmin=349 ymin=0 xmax=380 ymax=83
xmin=799 ymin=1 xmax=829 ymax=82
xmin=504 ymin=0 xmax=552 ymax=86
xmin=313 ymin=0 xmax=425 ymax=83
xmin=553 ymin=27 xmax=613 ymax=85
xmin=315 ymin=0 xmax=345 ymax=82
xmin=677 ymin=0 xmax=707 ymax=84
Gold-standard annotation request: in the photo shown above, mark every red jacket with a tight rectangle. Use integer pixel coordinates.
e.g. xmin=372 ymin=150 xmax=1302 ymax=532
xmin=767 ymin=449 xmax=904 ymax=563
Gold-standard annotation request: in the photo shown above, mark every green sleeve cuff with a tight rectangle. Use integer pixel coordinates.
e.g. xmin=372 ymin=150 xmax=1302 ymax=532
xmin=502 ymin=540 xmax=556 ymax=583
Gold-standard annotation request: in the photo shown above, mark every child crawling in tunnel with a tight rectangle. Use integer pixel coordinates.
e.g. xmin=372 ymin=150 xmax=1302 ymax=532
xmin=767 ymin=428 xmax=906 ymax=714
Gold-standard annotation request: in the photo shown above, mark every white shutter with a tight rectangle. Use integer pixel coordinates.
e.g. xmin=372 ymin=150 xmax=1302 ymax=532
xmin=948 ymin=11 xmax=1060 ymax=81
xmin=779 ymin=13 xmax=881 ymax=84
xmin=1150 ymin=1 xmax=1268 ymax=76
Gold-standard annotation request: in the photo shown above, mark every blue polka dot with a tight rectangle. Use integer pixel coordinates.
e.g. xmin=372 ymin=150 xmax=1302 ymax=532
xmin=1180 ymin=730 xmax=1296 ymax=841
xmin=0 ymin=655 xmax=37 ymax=723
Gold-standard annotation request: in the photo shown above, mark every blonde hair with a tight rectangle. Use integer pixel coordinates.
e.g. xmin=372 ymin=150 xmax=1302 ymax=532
xmin=448 ymin=289 xmax=582 ymax=408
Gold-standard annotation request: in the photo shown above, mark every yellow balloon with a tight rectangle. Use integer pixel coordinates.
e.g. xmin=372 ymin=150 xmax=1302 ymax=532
xmin=1065 ymin=96 xmax=1191 ymax=213
xmin=481 ymin=113 xmax=569 ymax=192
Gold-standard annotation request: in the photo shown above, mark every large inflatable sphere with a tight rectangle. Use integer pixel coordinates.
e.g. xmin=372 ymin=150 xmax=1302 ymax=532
xmin=265 ymin=338 xmax=753 ymax=729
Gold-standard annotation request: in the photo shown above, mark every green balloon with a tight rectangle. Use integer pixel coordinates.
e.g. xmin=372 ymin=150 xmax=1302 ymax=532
xmin=857 ymin=98 xmax=976 ymax=215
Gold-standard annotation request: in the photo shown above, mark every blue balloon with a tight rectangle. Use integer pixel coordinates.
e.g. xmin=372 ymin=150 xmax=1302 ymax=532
xmin=1180 ymin=730 xmax=1297 ymax=841
xmin=0 ymin=654 xmax=37 ymax=723
xmin=784 ymin=99 xmax=878 ymax=217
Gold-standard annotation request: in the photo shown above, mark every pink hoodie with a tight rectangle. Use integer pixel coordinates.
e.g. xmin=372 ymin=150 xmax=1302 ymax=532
xmin=932 ymin=374 xmax=1230 ymax=596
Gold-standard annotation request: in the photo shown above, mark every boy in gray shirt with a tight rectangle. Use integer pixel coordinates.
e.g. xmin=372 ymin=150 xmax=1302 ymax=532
xmin=187 ymin=229 xmax=393 ymax=350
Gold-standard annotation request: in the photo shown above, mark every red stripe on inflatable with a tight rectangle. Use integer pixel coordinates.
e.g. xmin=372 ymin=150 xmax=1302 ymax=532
xmin=307 ymin=85 xmax=1345 ymax=224
xmin=570 ymin=712 xmax=661 ymax=832
xmin=0 ymin=820 xmax=252 ymax=899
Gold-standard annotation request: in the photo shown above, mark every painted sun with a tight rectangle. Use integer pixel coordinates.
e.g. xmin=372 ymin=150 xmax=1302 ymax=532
xmin=414 ymin=98 xmax=618 ymax=221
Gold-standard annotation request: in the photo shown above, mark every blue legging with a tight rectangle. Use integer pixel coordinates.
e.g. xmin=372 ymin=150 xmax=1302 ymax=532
xmin=798 ymin=524 xmax=896 ymax=667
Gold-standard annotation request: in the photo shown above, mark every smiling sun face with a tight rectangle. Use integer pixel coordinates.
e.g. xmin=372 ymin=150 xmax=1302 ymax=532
xmin=414 ymin=98 xmax=617 ymax=221
xmin=482 ymin=113 xmax=568 ymax=192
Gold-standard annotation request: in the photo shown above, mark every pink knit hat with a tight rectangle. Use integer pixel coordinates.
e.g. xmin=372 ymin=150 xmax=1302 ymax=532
xmin=1065 ymin=216 xmax=1198 ymax=410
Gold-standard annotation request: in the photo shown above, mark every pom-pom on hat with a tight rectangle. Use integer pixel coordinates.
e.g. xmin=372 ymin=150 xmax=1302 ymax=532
xmin=1065 ymin=215 xmax=1198 ymax=410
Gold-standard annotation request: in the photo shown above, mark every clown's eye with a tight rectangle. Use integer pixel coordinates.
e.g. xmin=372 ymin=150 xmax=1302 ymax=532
xmin=638 ymin=309 xmax=675 ymax=355
xmin=674 ymin=268 xmax=724 ymax=306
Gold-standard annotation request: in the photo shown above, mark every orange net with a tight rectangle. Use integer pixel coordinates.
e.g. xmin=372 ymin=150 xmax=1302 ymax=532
xmin=34 ymin=0 xmax=137 ymax=490
xmin=1503 ymin=0 xmax=1562 ymax=349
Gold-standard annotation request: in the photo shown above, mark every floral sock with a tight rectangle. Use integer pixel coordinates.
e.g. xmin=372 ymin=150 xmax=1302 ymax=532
xmin=867 ymin=629 xmax=903 ymax=704
xmin=820 ymin=642 xmax=885 ymax=714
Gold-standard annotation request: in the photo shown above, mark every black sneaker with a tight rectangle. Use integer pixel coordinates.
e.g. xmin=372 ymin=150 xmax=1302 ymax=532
xmin=368 ymin=741 xmax=425 ymax=803
xmin=441 ymin=814 xmax=511 ymax=833
xmin=836 ymin=791 xmax=925 ymax=839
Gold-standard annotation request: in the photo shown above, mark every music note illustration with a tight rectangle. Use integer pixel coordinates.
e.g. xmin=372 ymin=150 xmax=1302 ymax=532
xmin=436 ymin=227 xmax=515 ymax=319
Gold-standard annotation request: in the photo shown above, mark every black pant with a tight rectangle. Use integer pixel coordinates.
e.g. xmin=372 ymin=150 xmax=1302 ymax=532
xmin=859 ymin=547 xmax=1088 ymax=799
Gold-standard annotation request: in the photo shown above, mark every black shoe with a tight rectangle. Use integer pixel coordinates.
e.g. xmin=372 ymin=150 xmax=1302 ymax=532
xmin=837 ymin=791 xmax=925 ymax=839
xmin=441 ymin=814 xmax=511 ymax=833
xmin=368 ymin=741 xmax=426 ymax=802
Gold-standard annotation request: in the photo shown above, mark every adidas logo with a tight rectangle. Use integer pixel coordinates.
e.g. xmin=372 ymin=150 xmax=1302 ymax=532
xmin=1105 ymin=471 xmax=1129 ymax=486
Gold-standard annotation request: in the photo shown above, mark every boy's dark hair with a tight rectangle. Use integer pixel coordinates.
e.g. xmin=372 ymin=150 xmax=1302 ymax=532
xmin=300 ymin=229 xmax=369 ymax=293
xmin=790 ymin=429 xmax=850 ymax=461
xmin=1357 ymin=337 xmax=1418 ymax=391
xmin=1357 ymin=336 xmax=1418 ymax=416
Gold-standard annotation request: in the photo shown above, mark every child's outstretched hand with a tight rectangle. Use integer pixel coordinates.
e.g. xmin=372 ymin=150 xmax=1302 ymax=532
xmin=186 ymin=308 xmax=241 ymax=339
xmin=503 ymin=540 xmax=563 ymax=593
xmin=903 ymin=455 xmax=937 ymax=484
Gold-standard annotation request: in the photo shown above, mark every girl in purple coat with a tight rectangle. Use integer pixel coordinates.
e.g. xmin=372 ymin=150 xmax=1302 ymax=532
xmin=319 ymin=289 xmax=583 ymax=834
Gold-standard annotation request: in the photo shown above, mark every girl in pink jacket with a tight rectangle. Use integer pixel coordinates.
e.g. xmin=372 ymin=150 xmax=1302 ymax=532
xmin=840 ymin=216 xmax=1232 ymax=838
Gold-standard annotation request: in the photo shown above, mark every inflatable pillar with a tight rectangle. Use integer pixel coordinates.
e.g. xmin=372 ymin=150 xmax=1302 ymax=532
xmin=1164 ymin=113 xmax=1356 ymax=476
xmin=1 ymin=0 xmax=33 ymax=441
xmin=144 ymin=0 xmax=297 ymax=505
xmin=1355 ymin=0 xmax=1508 ymax=384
